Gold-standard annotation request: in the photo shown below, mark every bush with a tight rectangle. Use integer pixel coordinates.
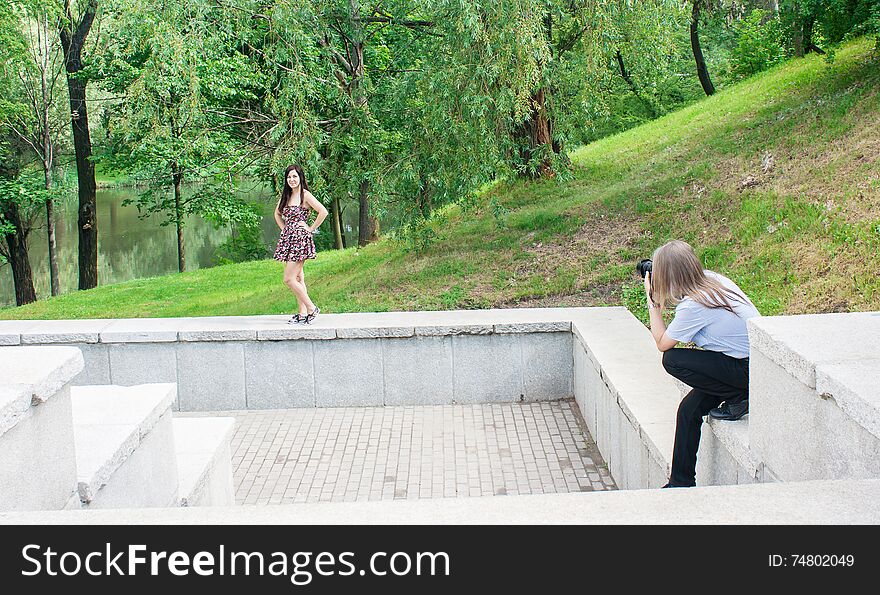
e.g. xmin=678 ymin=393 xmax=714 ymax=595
xmin=730 ymin=10 xmax=788 ymax=80
xmin=620 ymin=280 xmax=650 ymax=327
xmin=215 ymin=222 xmax=268 ymax=264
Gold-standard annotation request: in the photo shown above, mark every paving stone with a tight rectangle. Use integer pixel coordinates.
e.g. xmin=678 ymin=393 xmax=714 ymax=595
xmin=185 ymin=398 xmax=614 ymax=505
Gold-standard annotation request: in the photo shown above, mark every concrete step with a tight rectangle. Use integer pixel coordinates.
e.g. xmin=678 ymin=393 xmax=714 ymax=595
xmin=0 ymin=346 xmax=84 ymax=511
xmin=71 ymin=384 xmax=179 ymax=508
xmin=173 ymin=417 xmax=236 ymax=507
xmin=671 ymin=376 xmax=762 ymax=484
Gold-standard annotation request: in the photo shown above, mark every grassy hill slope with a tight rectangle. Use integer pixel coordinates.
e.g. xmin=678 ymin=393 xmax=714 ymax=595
xmin=3 ymin=38 xmax=879 ymax=321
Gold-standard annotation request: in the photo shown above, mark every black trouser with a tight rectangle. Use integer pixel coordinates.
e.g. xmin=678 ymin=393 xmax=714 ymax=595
xmin=661 ymin=348 xmax=750 ymax=487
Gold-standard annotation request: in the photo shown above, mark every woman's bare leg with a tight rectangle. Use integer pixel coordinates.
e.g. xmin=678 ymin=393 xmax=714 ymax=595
xmin=297 ymin=268 xmax=309 ymax=314
xmin=285 ymin=260 xmax=315 ymax=314
xmin=283 ymin=261 xmax=306 ymax=314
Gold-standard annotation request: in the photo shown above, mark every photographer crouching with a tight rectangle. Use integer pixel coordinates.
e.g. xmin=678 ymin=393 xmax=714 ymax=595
xmin=639 ymin=240 xmax=760 ymax=488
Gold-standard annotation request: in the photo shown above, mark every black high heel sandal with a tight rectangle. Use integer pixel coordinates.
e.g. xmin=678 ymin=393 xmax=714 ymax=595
xmin=288 ymin=313 xmax=302 ymax=324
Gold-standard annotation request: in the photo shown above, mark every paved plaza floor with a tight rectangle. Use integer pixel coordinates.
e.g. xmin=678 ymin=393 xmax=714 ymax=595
xmin=183 ymin=398 xmax=615 ymax=505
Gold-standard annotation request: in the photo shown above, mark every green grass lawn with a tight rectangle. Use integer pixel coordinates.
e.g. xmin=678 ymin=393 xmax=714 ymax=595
xmin=4 ymin=38 xmax=879 ymax=321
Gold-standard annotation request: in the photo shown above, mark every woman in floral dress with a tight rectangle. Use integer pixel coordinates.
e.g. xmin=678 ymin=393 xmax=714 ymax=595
xmin=274 ymin=164 xmax=328 ymax=324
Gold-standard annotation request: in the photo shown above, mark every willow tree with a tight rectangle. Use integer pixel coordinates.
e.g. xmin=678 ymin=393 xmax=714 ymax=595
xmin=255 ymin=0 xmax=438 ymax=247
xmin=100 ymin=0 xmax=257 ymax=272
xmin=425 ymin=0 xmax=685 ymax=179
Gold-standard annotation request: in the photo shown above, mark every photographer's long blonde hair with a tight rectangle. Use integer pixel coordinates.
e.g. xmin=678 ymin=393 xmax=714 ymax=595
xmin=650 ymin=240 xmax=749 ymax=314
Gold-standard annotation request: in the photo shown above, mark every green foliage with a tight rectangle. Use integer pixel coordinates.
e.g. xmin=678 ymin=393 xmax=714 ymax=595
xmin=490 ymin=198 xmax=510 ymax=229
xmin=215 ymin=221 xmax=268 ymax=265
xmin=620 ymin=280 xmax=649 ymax=326
xmin=730 ymin=10 xmax=787 ymax=80
xmin=3 ymin=38 xmax=879 ymax=320
xmin=394 ymin=215 xmax=441 ymax=254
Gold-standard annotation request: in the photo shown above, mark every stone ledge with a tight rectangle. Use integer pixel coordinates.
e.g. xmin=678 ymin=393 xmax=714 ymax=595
xmin=336 ymin=326 xmax=415 ymax=339
xmin=494 ymin=321 xmax=571 ymax=334
xmin=749 ymin=312 xmax=880 ymax=389
xmin=18 ymin=319 xmax=114 ymax=344
xmin=415 ymin=325 xmax=493 ymax=336
xmin=257 ymin=327 xmax=337 ymax=340
xmin=4 ymin=309 xmax=600 ymax=346
xmin=3 ymin=479 xmax=878 ymax=524
xmin=815 ymin=360 xmax=880 ymax=441
xmin=570 ymin=308 xmax=680 ymax=477
xmin=100 ymin=318 xmax=182 ymax=343
xmin=0 ymin=320 xmax=34 ymax=345
xmin=173 ymin=417 xmax=235 ymax=507
xmin=179 ymin=330 xmax=257 ymax=341
xmin=0 ymin=385 xmax=34 ymax=439
xmin=71 ymin=384 xmax=176 ymax=503
xmin=706 ymin=417 xmax=759 ymax=479
xmin=671 ymin=376 xmax=761 ymax=480
xmin=0 ymin=346 xmax=84 ymax=439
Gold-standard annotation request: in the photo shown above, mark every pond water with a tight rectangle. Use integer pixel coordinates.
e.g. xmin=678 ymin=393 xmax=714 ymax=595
xmin=0 ymin=184 xmax=360 ymax=308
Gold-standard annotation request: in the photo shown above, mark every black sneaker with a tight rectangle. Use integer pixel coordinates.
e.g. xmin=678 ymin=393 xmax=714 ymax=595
xmin=709 ymin=399 xmax=749 ymax=421
xmin=304 ymin=306 xmax=320 ymax=324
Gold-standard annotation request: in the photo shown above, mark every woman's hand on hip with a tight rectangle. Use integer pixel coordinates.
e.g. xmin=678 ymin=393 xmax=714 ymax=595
xmin=296 ymin=221 xmax=310 ymax=232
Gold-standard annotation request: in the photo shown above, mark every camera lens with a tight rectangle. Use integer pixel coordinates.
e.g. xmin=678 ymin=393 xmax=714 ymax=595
xmin=636 ymin=259 xmax=653 ymax=279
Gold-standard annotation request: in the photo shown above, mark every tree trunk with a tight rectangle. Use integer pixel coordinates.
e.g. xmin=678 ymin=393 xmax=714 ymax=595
xmin=43 ymin=167 xmax=60 ymax=296
xmin=68 ymin=77 xmax=98 ymax=289
xmin=615 ymin=49 xmax=657 ymax=117
xmin=173 ymin=167 xmax=186 ymax=272
xmin=690 ymin=2 xmax=715 ymax=96
xmin=802 ymin=18 xmax=823 ymax=54
xmin=793 ymin=28 xmax=804 ymax=57
xmin=352 ymin=8 xmax=378 ymax=246
xmin=331 ymin=195 xmax=344 ymax=250
xmin=39 ymin=14 xmax=60 ymax=297
xmin=2 ymin=202 xmax=38 ymax=306
xmin=357 ymin=180 xmax=378 ymax=247
xmin=417 ymin=171 xmax=433 ymax=217
xmin=61 ymin=1 xmax=99 ymax=290
xmin=517 ymin=88 xmax=556 ymax=178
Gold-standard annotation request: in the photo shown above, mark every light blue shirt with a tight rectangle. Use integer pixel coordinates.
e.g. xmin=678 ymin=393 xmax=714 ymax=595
xmin=665 ymin=271 xmax=760 ymax=359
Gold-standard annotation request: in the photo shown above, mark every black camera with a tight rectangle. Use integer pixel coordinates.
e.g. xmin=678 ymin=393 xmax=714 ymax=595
xmin=636 ymin=259 xmax=653 ymax=279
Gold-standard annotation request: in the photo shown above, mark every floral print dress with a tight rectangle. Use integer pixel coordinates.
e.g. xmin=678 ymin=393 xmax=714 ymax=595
xmin=274 ymin=204 xmax=316 ymax=262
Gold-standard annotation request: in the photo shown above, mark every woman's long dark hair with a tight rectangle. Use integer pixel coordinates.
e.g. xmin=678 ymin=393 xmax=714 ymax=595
xmin=276 ymin=164 xmax=309 ymax=214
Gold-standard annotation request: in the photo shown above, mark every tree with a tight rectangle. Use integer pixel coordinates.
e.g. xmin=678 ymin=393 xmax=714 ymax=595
xmin=0 ymin=9 xmax=36 ymax=305
xmin=2 ymin=1 xmax=69 ymax=296
xmin=0 ymin=155 xmax=39 ymax=306
xmin=100 ymin=0 xmax=258 ymax=272
xmin=785 ymin=0 xmax=879 ymax=56
xmin=690 ymin=0 xmax=716 ymax=96
xmin=59 ymin=0 xmax=99 ymax=290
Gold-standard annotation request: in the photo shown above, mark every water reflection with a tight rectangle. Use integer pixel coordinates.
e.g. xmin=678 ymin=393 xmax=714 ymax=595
xmin=0 ymin=184 xmax=363 ymax=308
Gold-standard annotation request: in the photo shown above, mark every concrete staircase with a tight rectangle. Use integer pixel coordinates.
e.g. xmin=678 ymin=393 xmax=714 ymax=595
xmin=0 ymin=346 xmax=235 ymax=511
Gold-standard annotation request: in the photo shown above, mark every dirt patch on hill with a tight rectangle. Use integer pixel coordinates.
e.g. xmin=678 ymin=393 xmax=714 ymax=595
xmin=517 ymin=215 xmax=643 ymax=280
xmin=497 ymin=282 xmax=623 ymax=309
